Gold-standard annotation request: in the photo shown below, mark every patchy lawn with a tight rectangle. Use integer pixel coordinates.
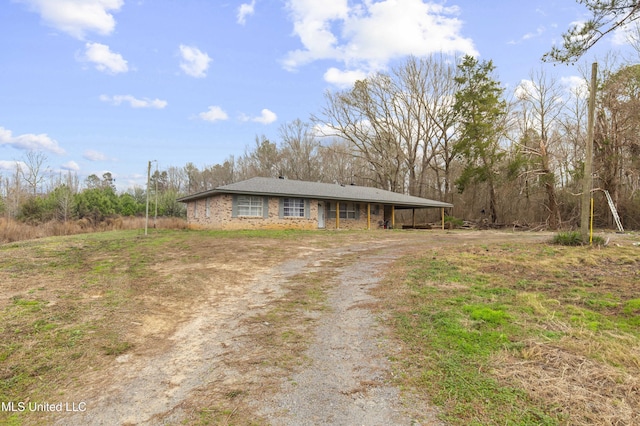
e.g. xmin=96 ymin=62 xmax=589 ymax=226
xmin=375 ymin=233 xmax=640 ymax=425
xmin=1 ymin=228 xmax=638 ymax=425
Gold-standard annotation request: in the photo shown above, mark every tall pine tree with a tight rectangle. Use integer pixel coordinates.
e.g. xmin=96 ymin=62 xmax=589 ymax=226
xmin=453 ymin=55 xmax=507 ymax=224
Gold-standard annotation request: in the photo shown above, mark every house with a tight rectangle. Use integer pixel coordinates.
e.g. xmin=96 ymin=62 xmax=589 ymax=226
xmin=177 ymin=177 xmax=453 ymax=230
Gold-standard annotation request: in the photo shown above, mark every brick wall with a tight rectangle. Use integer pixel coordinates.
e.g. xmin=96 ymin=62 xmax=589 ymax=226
xmin=184 ymin=195 xmax=386 ymax=230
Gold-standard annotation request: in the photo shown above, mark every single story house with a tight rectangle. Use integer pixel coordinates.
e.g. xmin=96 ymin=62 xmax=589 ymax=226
xmin=177 ymin=177 xmax=453 ymax=230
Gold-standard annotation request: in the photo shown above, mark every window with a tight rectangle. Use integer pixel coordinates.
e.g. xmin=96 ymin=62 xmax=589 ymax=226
xmin=237 ymin=195 xmax=263 ymax=217
xmin=283 ymin=198 xmax=305 ymax=217
xmin=328 ymin=202 xmax=357 ymax=219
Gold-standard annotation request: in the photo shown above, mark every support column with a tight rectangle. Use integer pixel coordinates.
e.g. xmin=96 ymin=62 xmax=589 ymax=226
xmin=391 ymin=205 xmax=395 ymax=229
xmin=441 ymin=208 xmax=445 ymax=230
xmin=412 ymin=208 xmax=416 ymax=229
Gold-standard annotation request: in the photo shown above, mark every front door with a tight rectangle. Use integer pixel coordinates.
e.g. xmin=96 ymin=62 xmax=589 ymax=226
xmin=318 ymin=202 xmax=325 ymax=228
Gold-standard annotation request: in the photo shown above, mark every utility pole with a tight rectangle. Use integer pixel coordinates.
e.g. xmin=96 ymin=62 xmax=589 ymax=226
xmin=581 ymin=62 xmax=597 ymax=243
xmin=145 ymin=160 xmax=151 ymax=236
xmin=154 ymin=162 xmax=158 ymax=228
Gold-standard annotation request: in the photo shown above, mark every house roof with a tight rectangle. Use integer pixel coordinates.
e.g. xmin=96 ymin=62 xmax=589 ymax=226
xmin=178 ymin=177 xmax=453 ymax=209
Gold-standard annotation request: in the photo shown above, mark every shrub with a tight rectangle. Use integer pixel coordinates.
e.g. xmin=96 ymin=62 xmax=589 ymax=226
xmin=551 ymin=231 xmax=584 ymax=246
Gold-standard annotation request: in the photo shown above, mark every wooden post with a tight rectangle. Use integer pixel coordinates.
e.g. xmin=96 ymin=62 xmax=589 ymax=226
xmin=412 ymin=208 xmax=416 ymax=229
xmin=391 ymin=205 xmax=395 ymax=229
xmin=581 ymin=62 xmax=597 ymax=243
xmin=441 ymin=208 xmax=445 ymax=230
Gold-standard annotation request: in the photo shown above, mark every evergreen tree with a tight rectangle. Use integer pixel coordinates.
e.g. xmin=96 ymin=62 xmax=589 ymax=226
xmin=453 ymin=55 xmax=507 ymax=224
xmin=544 ymin=0 xmax=640 ymax=63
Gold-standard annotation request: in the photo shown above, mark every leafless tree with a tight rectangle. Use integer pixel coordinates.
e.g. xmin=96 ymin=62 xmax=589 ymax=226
xmin=20 ymin=150 xmax=49 ymax=196
xmin=513 ymin=69 xmax=565 ymax=229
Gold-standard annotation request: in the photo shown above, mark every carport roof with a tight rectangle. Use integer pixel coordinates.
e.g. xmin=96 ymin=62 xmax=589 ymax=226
xmin=178 ymin=177 xmax=453 ymax=209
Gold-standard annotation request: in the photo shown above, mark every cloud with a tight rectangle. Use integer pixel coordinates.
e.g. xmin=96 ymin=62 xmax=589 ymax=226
xmin=198 ymin=106 xmax=229 ymax=122
xmin=99 ymin=94 xmax=167 ymax=109
xmin=83 ymin=149 xmax=112 ymax=161
xmin=324 ymin=67 xmax=368 ymax=88
xmin=179 ymin=45 xmax=212 ymax=78
xmin=0 ymin=126 xmax=65 ymax=154
xmin=283 ymin=0 xmax=477 ymax=75
xmin=612 ymin=21 xmax=640 ymax=46
xmin=237 ymin=0 xmax=256 ymax=25
xmin=509 ymin=26 xmax=547 ymax=45
xmin=514 ymin=79 xmax=536 ymax=100
xmin=61 ymin=160 xmax=80 ymax=171
xmin=561 ymin=75 xmax=589 ymax=98
xmin=245 ymin=109 xmax=277 ymax=124
xmin=17 ymin=0 xmax=123 ymax=39
xmin=0 ymin=160 xmax=27 ymax=172
xmin=81 ymin=42 xmax=128 ymax=74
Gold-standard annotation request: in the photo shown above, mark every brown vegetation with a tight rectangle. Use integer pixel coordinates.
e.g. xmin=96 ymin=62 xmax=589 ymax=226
xmin=0 ymin=216 xmax=188 ymax=243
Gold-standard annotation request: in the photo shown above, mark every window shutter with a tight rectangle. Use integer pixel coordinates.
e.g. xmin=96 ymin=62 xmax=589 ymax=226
xmin=263 ymin=197 xmax=269 ymax=218
xmin=278 ymin=198 xmax=284 ymax=218
xmin=305 ymin=199 xmax=310 ymax=219
xmin=231 ymin=195 xmax=238 ymax=218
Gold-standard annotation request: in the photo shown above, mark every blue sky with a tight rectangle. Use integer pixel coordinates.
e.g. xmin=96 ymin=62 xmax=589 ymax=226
xmin=1 ymin=0 xmax=636 ymax=190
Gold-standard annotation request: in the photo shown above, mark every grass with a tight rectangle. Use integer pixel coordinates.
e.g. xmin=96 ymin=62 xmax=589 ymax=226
xmin=2 ymin=228 xmax=638 ymax=425
xmin=0 ymin=227 xmax=364 ymax=425
xmin=376 ymin=237 xmax=640 ymax=425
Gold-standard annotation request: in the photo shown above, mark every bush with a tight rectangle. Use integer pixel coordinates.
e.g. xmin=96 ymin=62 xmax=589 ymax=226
xmin=551 ymin=231 xmax=584 ymax=246
xmin=551 ymin=231 xmax=607 ymax=246
xmin=444 ymin=215 xmax=464 ymax=229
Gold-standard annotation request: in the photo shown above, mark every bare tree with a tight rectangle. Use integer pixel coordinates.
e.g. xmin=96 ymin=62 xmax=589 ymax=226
xmin=279 ymin=119 xmax=322 ymax=181
xmin=513 ymin=69 xmax=565 ymax=229
xmin=20 ymin=150 xmax=49 ymax=196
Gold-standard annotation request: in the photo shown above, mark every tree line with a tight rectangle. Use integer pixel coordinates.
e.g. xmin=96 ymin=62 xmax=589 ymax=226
xmin=2 ymin=53 xmax=639 ymax=230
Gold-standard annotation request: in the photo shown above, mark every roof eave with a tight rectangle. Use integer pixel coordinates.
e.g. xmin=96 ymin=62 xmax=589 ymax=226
xmin=177 ymin=188 xmax=452 ymax=209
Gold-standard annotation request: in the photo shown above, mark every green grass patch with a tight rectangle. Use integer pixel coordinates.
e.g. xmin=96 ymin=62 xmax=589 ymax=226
xmin=380 ymin=238 xmax=640 ymax=425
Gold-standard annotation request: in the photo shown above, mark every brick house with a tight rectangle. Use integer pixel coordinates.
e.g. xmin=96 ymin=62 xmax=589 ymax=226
xmin=177 ymin=177 xmax=453 ymax=230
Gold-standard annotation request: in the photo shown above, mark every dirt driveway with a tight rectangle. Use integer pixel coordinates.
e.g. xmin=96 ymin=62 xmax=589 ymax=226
xmin=49 ymin=230 xmax=550 ymax=425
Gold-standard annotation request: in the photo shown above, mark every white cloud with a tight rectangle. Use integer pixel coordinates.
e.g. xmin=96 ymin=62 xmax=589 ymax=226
xmin=99 ymin=94 xmax=167 ymax=109
xmin=83 ymin=150 xmax=111 ymax=161
xmin=0 ymin=126 xmax=65 ymax=155
xmin=561 ymin=75 xmax=589 ymax=98
xmin=0 ymin=160 xmax=27 ymax=172
xmin=18 ymin=0 xmax=123 ymax=39
xmin=237 ymin=0 xmax=256 ymax=25
xmin=514 ymin=79 xmax=536 ymax=100
xmin=612 ymin=21 xmax=640 ymax=46
xmin=61 ymin=160 xmax=80 ymax=171
xmin=179 ymin=45 xmax=211 ymax=78
xmin=283 ymin=0 xmax=477 ymax=75
xmin=324 ymin=67 xmax=368 ymax=88
xmin=81 ymin=42 xmax=128 ymax=74
xmin=250 ymin=109 xmax=278 ymax=124
xmin=198 ymin=106 xmax=229 ymax=122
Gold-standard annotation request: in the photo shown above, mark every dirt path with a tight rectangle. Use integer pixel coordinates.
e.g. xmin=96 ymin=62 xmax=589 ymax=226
xmin=256 ymin=246 xmax=442 ymax=425
xmin=52 ymin=231 xmax=549 ymax=425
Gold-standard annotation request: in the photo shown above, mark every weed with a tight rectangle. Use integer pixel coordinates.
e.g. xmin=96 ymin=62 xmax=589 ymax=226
xmin=552 ymin=231 xmax=584 ymax=246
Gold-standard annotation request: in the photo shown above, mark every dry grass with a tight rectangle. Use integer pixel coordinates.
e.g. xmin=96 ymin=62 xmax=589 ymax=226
xmin=0 ymin=216 xmax=188 ymax=243
xmin=0 ymin=228 xmax=371 ymax=425
xmin=375 ymin=233 xmax=640 ymax=425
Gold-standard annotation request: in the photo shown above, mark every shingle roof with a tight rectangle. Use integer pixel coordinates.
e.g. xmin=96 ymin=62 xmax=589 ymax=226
xmin=178 ymin=177 xmax=452 ymax=209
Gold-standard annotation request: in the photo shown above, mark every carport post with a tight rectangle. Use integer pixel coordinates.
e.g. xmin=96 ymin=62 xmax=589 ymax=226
xmin=412 ymin=208 xmax=416 ymax=228
xmin=391 ymin=205 xmax=395 ymax=228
